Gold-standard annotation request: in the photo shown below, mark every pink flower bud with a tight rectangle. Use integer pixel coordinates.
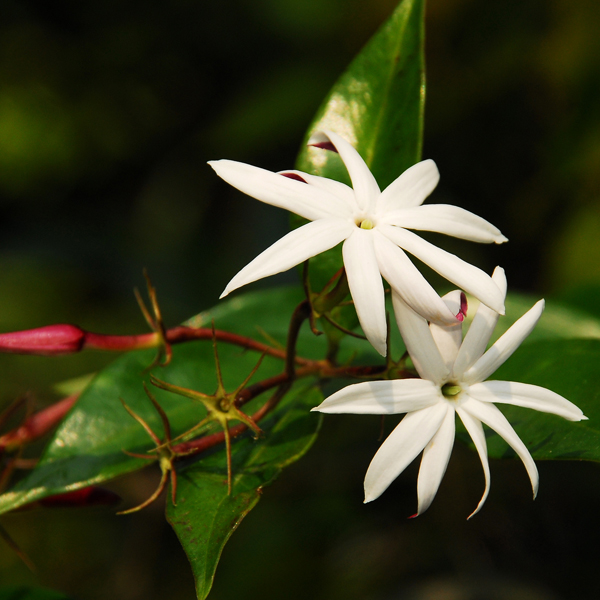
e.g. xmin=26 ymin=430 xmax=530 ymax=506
xmin=0 ymin=394 xmax=79 ymax=451
xmin=0 ymin=324 xmax=85 ymax=355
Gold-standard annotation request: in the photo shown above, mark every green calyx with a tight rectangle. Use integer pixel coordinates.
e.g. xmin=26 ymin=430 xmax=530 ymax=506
xmin=442 ymin=384 xmax=462 ymax=398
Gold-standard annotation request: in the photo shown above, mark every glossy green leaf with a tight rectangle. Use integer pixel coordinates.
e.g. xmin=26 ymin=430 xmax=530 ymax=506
xmin=0 ymin=587 xmax=73 ymax=600
xmin=166 ymin=383 xmax=322 ymax=600
xmin=293 ymin=0 xmax=425 ymax=290
xmin=1 ymin=284 xmax=595 ymax=519
xmin=482 ymin=339 xmax=600 ymax=461
xmin=467 ymin=292 xmax=600 ymax=345
xmin=335 ymin=291 xmax=600 ymax=367
xmin=295 ymin=0 xmax=424 ymax=186
xmin=0 ymin=287 xmax=324 ymax=516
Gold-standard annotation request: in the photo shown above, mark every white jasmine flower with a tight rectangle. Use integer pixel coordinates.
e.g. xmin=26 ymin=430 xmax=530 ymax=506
xmin=209 ymin=130 xmax=507 ymax=356
xmin=313 ymin=267 xmax=586 ymax=518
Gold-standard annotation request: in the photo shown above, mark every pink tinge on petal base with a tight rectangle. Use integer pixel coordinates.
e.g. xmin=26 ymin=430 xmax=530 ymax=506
xmin=456 ymin=293 xmax=468 ymax=322
xmin=308 ymin=141 xmax=338 ymax=152
xmin=280 ymin=172 xmax=308 ymax=183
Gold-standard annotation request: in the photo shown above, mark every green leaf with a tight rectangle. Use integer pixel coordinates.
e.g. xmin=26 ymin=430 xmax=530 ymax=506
xmin=467 ymin=292 xmax=600 ymax=346
xmin=293 ymin=0 xmax=425 ymax=290
xmin=552 ymin=282 xmax=600 ymax=321
xmin=483 ymin=339 xmax=600 ymax=461
xmin=296 ymin=0 xmax=424 ymax=185
xmin=0 ymin=587 xmax=73 ymax=600
xmin=336 ymin=291 xmax=600 ymax=368
xmin=166 ymin=383 xmax=322 ymax=600
xmin=0 ymin=285 xmax=325 ymax=600
xmin=0 ymin=287 xmax=324 ymax=516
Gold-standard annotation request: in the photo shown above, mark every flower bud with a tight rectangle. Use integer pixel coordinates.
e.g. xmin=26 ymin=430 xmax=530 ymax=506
xmin=0 ymin=394 xmax=79 ymax=451
xmin=38 ymin=487 xmax=121 ymax=509
xmin=0 ymin=324 xmax=85 ymax=355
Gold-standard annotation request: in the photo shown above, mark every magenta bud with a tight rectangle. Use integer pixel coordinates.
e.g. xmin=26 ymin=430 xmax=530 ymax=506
xmin=0 ymin=324 xmax=86 ymax=355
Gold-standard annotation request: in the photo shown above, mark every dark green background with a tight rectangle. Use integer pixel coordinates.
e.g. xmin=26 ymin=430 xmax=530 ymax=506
xmin=1 ymin=0 xmax=599 ymax=599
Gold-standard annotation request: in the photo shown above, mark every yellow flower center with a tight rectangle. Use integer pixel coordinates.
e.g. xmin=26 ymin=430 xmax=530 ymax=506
xmin=359 ymin=218 xmax=374 ymax=230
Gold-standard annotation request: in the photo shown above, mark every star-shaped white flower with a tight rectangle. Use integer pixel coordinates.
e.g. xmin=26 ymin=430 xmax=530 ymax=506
xmin=209 ymin=130 xmax=507 ymax=356
xmin=312 ymin=267 xmax=587 ymax=518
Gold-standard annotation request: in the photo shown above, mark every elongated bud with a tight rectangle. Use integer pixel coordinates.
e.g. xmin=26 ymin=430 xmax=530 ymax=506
xmin=27 ymin=487 xmax=121 ymax=509
xmin=0 ymin=272 xmax=166 ymax=359
xmin=0 ymin=324 xmax=162 ymax=356
xmin=0 ymin=394 xmax=79 ymax=452
xmin=0 ymin=324 xmax=85 ymax=355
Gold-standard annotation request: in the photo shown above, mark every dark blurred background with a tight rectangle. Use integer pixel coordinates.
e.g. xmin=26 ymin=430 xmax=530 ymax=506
xmin=1 ymin=0 xmax=599 ymax=598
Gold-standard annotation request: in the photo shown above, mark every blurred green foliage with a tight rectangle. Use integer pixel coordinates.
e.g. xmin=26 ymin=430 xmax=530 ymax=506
xmin=1 ymin=0 xmax=600 ymax=599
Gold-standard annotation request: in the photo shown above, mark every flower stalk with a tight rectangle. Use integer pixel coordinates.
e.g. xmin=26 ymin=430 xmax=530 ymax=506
xmin=0 ymin=324 xmax=313 ymax=364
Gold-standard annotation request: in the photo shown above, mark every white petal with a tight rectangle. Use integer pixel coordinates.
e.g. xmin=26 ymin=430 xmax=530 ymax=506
xmin=377 ymin=159 xmax=440 ymax=213
xmin=453 ymin=266 xmax=507 ymax=379
xmin=382 ymin=204 xmax=508 ymax=244
xmin=463 ymin=299 xmax=545 ymax=385
xmin=417 ymin=404 xmax=455 ymax=515
xmin=455 ymin=407 xmax=490 ymax=519
xmin=312 ymin=379 xmax=441 ymax=414
xmin=364 ymin=403 xmax=447 ymax=503
xmin=221 ymin=218 xmax=353 ymax=297
xmin=319 ymin=130 xmax=380 ymax=212
xmin=391 ymin=292 xmax=449 ymax=385
xmin=468 ymin=380 xmax=587 ymax=422
xmin=374 ymin=231 xmax=458 ymax=326
xmin=277 ymin=169 xmax=359 ymax=212
xmin=460 ymin=397 xmax=539 ymax=498
xmin=208 ymin=160 xmax=352 ymax=221
xmin=343 ymin=229 xmax=387 ymax=356
xmin=429 ymin=290 xmax=465 ymax=370
xmin=380 ymin=225 xmax=506 ymax=315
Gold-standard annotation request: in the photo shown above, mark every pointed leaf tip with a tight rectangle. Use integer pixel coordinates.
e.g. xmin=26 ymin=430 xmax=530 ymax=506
xmin=295 ymin=0 xmax=425 ymax=287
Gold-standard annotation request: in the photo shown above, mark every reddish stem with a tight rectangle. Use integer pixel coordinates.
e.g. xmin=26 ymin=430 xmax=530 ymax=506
xmin=83 ymin=332 xmax=158 ymax=352
xmin=0 ymin=322 xmax=314 ymax=365
xmin=171 ymin=361 xmax=389 ymax=457
xmin=84 ymin=326 xmax=312 ymax=364
xmin=171 ymin=365 xmax=319 ymax=455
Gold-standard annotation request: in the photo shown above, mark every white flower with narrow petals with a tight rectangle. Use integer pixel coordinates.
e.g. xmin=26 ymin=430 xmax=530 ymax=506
xmin=312 ymin=267 xmax=587 ymax=518
xmin=209 ymin=130 xmax=507 ymax=356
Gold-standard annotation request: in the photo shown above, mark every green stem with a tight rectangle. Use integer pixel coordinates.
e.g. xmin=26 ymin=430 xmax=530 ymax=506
xmin=312 ymin=269 xmax=349 ymax=315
